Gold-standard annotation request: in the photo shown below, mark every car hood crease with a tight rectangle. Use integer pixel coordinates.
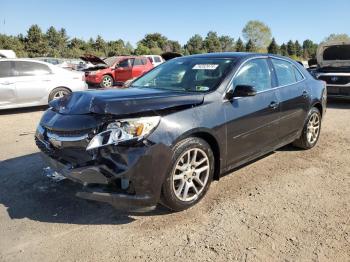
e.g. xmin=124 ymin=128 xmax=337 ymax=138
xmin=49 ymin=88 xmax=205 ymax=115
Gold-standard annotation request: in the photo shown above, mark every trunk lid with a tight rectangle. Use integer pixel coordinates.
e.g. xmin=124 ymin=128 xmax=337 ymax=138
xmin=317 ymin=40 xmax=350 ymax=68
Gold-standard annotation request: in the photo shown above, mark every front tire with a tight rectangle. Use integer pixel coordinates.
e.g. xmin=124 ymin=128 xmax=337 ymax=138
xmin=293 ymin=107 xmax=322 ymax=149
xmin=100 ymin=75 xmax=113 ymax=88
xmin=161 ymin=137 xmax=215 ymax=212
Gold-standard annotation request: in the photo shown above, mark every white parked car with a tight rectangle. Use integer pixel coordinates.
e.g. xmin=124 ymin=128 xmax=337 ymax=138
xmin=145 ymin=55 xmax=164 ymax=67
xmin=0 ymin=59 xmax=88 ymax=110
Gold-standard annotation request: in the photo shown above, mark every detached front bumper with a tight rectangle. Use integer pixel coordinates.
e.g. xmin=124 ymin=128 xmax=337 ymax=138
xmin=35 ymin=125 xmax=173 ymax=209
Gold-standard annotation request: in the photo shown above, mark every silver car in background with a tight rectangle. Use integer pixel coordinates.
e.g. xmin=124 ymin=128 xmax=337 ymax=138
xmin=0 ymin=59 xmax=87 ymax=110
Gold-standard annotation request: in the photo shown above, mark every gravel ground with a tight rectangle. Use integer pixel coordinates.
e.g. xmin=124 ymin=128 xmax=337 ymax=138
xmin=0 ymin=101 xmax=349 ymax=262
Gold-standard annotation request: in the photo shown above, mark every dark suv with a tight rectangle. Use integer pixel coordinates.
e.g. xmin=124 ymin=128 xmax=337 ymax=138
xmin=35 ymin=53 xmax=326 ymax=211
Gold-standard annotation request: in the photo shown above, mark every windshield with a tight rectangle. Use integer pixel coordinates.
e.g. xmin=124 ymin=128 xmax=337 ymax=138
xmin=131 ymin=57 xmax=236 ymax=92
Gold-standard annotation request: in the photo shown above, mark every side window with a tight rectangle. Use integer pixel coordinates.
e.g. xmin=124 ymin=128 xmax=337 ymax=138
xmin=141 ymin=58 xmax=148 ymax=65
xmin=14 ymin=61 xmax=51 ymax=76
xmin=233 ymin=59 xmax=272 ymax=92
xmin=0 ymin=61 xmax=13 ymax=78
xmin=133 ymin=58 xmax=143 ymax=66
xmin=271 ymin=59 xmax=297 ymax=86
xmin=154 ymin=56 xmax=162 ymax=63
xmin=294 ymin=66 xmax=305 ymax=82
xmin=118 ymin=59 xmax=132 ymax=68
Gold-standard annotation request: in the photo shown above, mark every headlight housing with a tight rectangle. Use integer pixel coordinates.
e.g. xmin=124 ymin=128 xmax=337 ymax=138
xmin=86 ymin=116 xmax=160 ymax=151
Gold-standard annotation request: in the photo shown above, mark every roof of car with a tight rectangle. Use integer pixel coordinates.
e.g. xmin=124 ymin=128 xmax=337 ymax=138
xmin=182 ymin=52 xmax=296 ymax=63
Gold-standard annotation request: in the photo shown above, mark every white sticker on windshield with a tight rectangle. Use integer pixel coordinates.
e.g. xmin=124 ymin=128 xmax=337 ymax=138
xmin=192 ymin=64 xmax=219 ymax=70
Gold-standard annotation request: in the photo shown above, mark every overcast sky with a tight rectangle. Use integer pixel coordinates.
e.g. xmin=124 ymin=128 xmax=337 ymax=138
xmin=1 ymin=0 xmax=350 ymax=46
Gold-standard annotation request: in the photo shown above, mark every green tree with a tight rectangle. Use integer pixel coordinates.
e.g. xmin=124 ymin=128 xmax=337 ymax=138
xmin=93 ymin=35 xmax=107 ymax=56
xmin=267 ymin=38 xmax=279 ymax=54
xmin=280 ymin=43 xmax=288 ymax=56
xmin=185 ymin=34 xmax=205 ymax=54
xmin=235 ymin=38 xmax=245 ymax=52
xmin=287 ymin=40 xmax=296 ymax=56
xmin=0 ymin=34 xmax=27 ymax=57
xmin=302 ymin=39 xmax=318 ymax=59
xmin=245 ymin=39 xmax=256 ymax=52
xmin=25 ymin=24 xmax=49 ymax=57
xmin=323 ymin=33 xmax=350 ymax=42
xmin=295 ymin=40 xmax=303 ymax=57
xmin=219 ymin=35 xmax=235 ymax=52
xmin=203 ymin=31 xmax=222 ymax=53
xmin=134 ymin=43 xmax=151 ymax=55
xmin=242 ymin=20 xmax=272 ymax=50
xmin=139 ymin=33 xmax=168 ymax=51
xmin=164 ymin=40 xmax=182 ymax=53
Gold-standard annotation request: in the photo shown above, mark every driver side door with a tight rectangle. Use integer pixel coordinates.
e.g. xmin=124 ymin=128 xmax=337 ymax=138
xmin=223 ymin=58 xmax=281 ymax=168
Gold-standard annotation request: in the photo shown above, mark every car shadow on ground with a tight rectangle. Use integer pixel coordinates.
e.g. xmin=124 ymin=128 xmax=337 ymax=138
xmin=0 ymin=153 xmax=172 ymax=226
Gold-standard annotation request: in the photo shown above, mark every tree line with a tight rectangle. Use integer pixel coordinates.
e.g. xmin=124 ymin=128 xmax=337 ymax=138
xmin=1 ymin=21 xmax=349 ymax=60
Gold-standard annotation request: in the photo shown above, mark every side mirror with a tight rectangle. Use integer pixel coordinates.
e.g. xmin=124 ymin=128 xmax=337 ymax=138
xmin=225 ymin=85 xmax=257 ymax=100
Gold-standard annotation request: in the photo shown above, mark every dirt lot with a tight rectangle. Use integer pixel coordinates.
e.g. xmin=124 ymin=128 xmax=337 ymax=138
xmin=0 ymin=101 xmax=349 ymax=262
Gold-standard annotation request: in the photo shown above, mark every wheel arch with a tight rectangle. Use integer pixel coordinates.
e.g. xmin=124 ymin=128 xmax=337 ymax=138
xmin=312 ymin=102 xmax=323 ymax=117
xmin=176 ymin=130 xmax=221 ymax=181
xmin=48 ymin=86 xmax=72 ymax=102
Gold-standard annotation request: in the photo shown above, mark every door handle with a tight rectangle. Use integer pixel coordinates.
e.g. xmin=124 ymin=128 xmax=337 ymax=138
xmin=302 ymin=90 xmax=309 ymax=98
xmin=269 ymin=101 xmax=279 ymax=109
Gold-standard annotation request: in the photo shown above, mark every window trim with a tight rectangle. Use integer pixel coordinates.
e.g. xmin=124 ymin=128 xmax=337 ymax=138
xmin=223 ymin=56 xmax=307 ymax=101
xmin=270 ymin=57 xmax=306 ymax=88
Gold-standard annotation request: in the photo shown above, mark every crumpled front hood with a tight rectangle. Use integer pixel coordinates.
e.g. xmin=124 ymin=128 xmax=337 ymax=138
xmin=49 ymin=88 xmax=204 ymax=116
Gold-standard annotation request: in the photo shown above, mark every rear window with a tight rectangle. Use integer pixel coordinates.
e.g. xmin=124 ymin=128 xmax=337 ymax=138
xmin=323 ymin=45 xmax=350 ymax=60
xmin=14 ymin=61 xmax=51 ymax=76
xmin=0 ymin=61 xmax=12 ymax=77
xmin=154 ymin=56 xmax=162 ymax=63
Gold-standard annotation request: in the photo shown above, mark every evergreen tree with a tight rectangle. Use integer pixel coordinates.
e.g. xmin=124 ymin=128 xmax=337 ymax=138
xmin=25 ymin=24 xmax=48 ymax=57
xmin=267 ymin=38 xmax=279 ymax=54
xmin=302 ymin=39 xmax=318 ymax=59
xmin=245 ymin=39 xmax=256 ymax=52
xmin=287 ymin=40 xmax=296 ymax=56
xmin=295 ymin=40 xmax=303 ymax=57
xmin=280 ymin=43 xmax=288 ymax=56
xmin=235 ymin=38 xmax=245 ymax=52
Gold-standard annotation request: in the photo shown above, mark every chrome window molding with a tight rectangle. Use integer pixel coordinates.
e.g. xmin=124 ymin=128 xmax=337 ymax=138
xmin=223 ymin=56 xmax=307 ymax=101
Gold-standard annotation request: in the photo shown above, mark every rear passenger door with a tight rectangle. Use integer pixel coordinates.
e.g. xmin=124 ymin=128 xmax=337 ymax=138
xmin=132 ymin=58 xmax=148 ymax=78
xmin=270 ymin=58 xmax=310 ymax=141
xmin=13 ymin=61 xmax=53 ymax=104
xmin=0 ymin=61 xmax=17 ymax=108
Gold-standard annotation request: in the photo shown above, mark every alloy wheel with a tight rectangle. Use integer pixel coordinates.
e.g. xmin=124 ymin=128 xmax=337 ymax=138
xmin=306 ymin=113 xmax=320 ymax=144
xmin=53 ymin=90 xmax=68 ymax=100
xmin=102 ymin=76 xmax=113 ymax=87
xmin=172 ymin=148 xmax=210 ymax=202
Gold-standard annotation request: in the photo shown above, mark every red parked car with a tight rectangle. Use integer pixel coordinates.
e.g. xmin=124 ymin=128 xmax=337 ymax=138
xmin=81 ymin=55 xmax=153 ymax=88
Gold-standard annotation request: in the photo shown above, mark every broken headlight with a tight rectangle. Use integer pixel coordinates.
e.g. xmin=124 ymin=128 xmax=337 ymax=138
xmin=86 ymin=116 xmax=160 ymax=150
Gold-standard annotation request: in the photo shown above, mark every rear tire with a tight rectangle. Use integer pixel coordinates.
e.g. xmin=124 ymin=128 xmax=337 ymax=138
xmin=48 ymin=87 xmax=71 ymax=102
xmin=293 ymin=107 xmax=322 ymax=149
xmin=100 ymin=75 xmax=113 ymax=88
xmin=160 ymin=137 xmax=215 ymax=212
